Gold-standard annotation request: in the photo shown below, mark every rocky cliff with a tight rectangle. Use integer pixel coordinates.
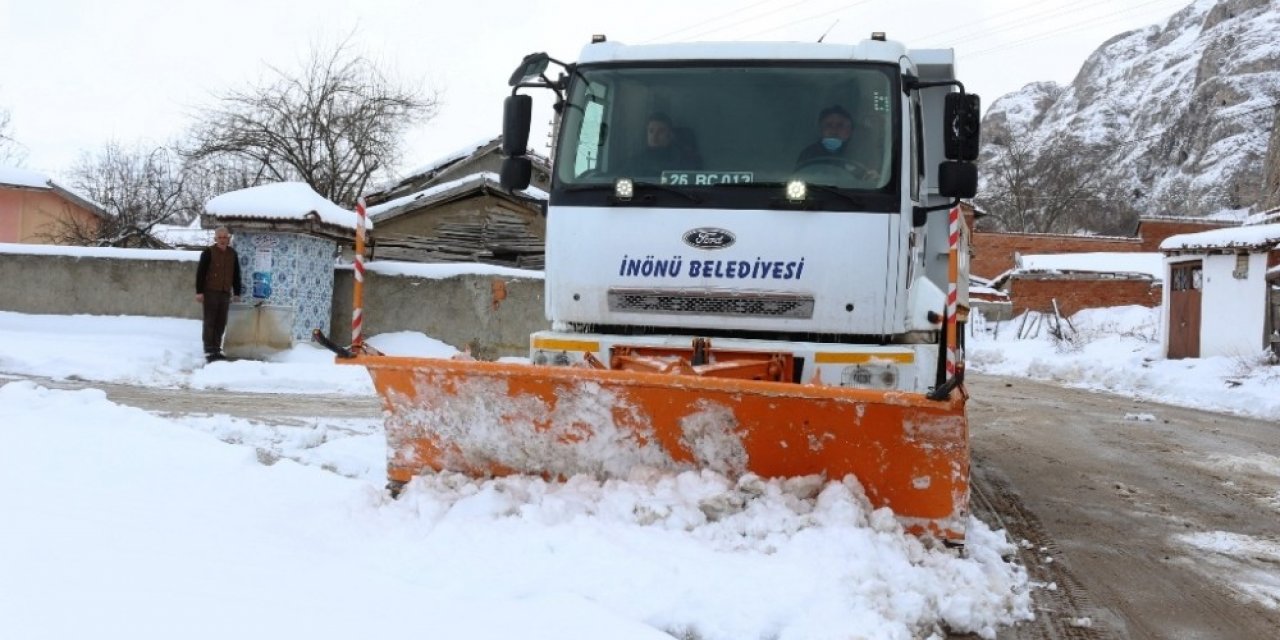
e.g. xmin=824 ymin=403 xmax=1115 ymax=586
xmin=979 ymin=0 xmax=1280 ymax=228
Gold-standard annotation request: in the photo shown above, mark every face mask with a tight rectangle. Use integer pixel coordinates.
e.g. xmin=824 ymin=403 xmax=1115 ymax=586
xmin=821 ymin=137 xmax=843 ymax=152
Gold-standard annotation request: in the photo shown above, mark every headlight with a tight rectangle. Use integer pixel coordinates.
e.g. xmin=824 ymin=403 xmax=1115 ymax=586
xmin=615 ymin=178 xmax=634 ymax=201
xmin=785 ymin=180 xmax=807 ymax=202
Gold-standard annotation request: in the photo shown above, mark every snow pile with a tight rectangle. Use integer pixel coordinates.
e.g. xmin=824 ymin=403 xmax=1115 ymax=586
xmin=968 ymin=305 xmax=1280 ymax=420
xmin=0 ymin=379 xmax=1033 ymax=639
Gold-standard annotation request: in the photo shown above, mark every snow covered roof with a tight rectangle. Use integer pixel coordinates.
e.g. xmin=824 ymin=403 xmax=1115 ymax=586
xmin=1015 ymin=252 xmax=1164 ymax=279
xmin=0 ymin=166 xmax=110 ymax=219
xmin=367 ymin=171 xmax=548 ymax=222
xmin=0 ymin=167 xmax=51 ymax=189
xmin=150 ymin=221 xmax=214 ymax=248
xmin=1159 ymin=223 xmax=1280 ymax=252
xmin=390 ymin=137 xmax=496 ymax=189
xmin=369 ymin=136 xmax=551 ymax=200
xmin=204 ymin=182 xmax=371 ymax=231
xmin=1243 ymin=207 xmax=1280 ymax=226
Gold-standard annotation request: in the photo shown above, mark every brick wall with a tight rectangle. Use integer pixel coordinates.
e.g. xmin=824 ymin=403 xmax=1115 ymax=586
xmin=970 ymin=232 xmax=1140 ymax=280
xmin=1136 ymin=219 xmax=1239 ymax=252
xmin=1006 ymin=275 xmax=1162 ymax=316
xmin=969 ymin=218 xmax=1240 ymax=280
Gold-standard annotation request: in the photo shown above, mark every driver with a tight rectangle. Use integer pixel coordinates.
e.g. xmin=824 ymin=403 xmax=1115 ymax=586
xmin=795 ymin=105 xmax=878 ymax=180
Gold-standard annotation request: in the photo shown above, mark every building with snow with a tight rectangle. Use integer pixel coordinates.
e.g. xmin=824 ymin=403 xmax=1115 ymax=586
xmin=1160 ymin=221 xmax=1280 ymax=359
xmin=203 ymin=182 xmax=371 ymax=358
xmin=362 ymin=137 xmax=550 ymax=268
xmin=0 ymin=167 xmax=109 ymax=245
xmin=991 ymin=252 xmax=1165 ymax=318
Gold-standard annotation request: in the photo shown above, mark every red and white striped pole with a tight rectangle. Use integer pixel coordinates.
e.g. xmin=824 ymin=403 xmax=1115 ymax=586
xmin=945 ymin=205 xmax=961 ymax=379
xmin=351 ymin=197 xmax=367 ymax=351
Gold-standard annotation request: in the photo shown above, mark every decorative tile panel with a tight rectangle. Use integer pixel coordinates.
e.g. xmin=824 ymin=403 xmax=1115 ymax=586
xmin=233 ymin=232 xmax=335 ymax=341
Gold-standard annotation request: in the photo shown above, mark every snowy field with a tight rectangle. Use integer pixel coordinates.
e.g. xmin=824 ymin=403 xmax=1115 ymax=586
xmin=2 ymin=305 xmax=1277 ymax=639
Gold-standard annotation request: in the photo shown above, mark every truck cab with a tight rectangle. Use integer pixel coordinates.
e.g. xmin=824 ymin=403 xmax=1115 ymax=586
xmin=503 ymin=34 xmax=978 ymax=395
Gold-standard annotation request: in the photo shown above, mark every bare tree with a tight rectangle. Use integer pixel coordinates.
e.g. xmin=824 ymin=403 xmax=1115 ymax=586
xmin=48 ymin=142 xmax=187 ymax=247
xmin=172 ymin=153 xmax=271 ymax=224
xmin=186 ymin=39 xmax=438 ymax=207
xmin=978 ymin=132 xmax=1137 ymax=235
xmin=0 ymin=105 xmax=27 ymax=166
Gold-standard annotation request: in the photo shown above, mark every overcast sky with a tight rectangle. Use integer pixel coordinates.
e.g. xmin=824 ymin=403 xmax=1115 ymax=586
xmin=1 ymin=0 xmax=1192 ymax=181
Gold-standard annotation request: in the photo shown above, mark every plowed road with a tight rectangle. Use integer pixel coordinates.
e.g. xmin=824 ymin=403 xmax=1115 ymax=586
xmin=14 ymin=372 xmax=1280 ymax=639
xmin=967 ymin=374 xmax=1280 ymax=640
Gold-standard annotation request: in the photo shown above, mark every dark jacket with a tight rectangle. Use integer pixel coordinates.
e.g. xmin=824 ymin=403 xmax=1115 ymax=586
xmin=196 ymin=246 xmax=243 ymax=296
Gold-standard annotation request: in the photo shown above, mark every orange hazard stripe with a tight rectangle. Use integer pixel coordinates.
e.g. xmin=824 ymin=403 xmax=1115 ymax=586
xmin=531 ymin=338 xmax=601 ymax=352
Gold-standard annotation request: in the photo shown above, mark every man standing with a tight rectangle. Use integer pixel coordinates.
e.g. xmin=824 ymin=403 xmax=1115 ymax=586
xmin=195 ymin=226 xmax=242 ymax=362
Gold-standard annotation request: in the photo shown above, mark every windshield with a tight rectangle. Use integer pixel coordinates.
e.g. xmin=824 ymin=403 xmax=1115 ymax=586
xmin=554 ymin=62 xmax=898 ymax=206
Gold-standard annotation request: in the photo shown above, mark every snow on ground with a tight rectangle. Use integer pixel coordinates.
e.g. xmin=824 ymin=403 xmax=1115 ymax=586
xmin=968 ymin=305 xmax=1280 ymax=421
xmin=0 ymin=310 xmax=1031 ymax=639
xmin=2 ymin=304 xmax=1278 ymax=638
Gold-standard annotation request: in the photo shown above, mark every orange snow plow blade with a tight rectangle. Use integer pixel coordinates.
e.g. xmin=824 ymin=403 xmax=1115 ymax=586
xmin=349 ymin=355 xmax=969 ymax=541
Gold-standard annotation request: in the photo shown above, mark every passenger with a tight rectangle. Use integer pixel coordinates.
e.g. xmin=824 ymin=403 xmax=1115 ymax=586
xmin=795 ymin=104 xmax=879 ymax=180
xmin=629 ymin=112 xmax=701 ymax=175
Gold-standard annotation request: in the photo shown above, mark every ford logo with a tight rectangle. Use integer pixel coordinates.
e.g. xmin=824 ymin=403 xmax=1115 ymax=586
xmin=682 ymin=227 xmax=736 ymax=250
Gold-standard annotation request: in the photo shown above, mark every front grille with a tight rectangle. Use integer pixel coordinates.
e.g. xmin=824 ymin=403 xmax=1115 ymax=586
xmin=608 ymin=288 xmax=815 ymax=319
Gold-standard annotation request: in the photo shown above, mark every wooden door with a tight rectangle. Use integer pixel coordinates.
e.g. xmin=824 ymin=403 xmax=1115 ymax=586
xmin=1168 ymin=261 xmax=1202 ymax=359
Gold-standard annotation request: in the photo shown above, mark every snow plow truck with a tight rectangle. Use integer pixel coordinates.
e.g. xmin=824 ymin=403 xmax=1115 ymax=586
xmin=329 ymin=33 xmax=981 ymax=543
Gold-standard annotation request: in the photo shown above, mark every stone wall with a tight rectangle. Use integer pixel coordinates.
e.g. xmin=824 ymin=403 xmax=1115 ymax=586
xmin=0 ymin=248 xmax=548 ymax=359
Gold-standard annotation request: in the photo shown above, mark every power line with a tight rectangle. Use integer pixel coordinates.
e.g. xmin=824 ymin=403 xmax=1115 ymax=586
xmin=961 ymin=0 xmax=1186 ymax=59
xmin=737 ymin=0 xmax=877 ymax=40
xmin=917 ymin=0 xmax=1125 ymax=47
xmin=639 ymin=0 xmax=780 ymax=43
xmin=678 ymin=0 xmax=825 ymax=42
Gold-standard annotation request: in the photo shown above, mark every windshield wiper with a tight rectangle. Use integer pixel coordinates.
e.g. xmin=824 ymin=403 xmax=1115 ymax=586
xmin=802 ymin=182 xmax=870 ymax=208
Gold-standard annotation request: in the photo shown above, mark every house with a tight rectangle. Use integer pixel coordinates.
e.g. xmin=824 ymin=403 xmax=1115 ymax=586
xmin=362 ymin=137 xmax=550 ymax=269
xmin=366 ymin=137 xmax=551 ymax=205
xmin=0 ymin=167 xmax=109 ymax=245
xmin=1160 ymin=219 xmax=1280 ymax=359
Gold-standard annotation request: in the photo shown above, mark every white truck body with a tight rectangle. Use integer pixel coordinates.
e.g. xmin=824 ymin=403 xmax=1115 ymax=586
xmin=514 ymin=36 xmax=972 ymax=394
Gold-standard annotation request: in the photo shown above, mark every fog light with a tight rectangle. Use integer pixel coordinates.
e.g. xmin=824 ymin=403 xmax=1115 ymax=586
xmin=532 ymin=350 xmax=549 ymax=365
xmin=785 ymin=180 xmax=806 ymax=202
xmin=552 ymin=352 xmax=571 ymax=366
xmin=615 ymin=178 xmax=634 ymax=201
xmin=840 ymin=364 xmax=899 ymax=388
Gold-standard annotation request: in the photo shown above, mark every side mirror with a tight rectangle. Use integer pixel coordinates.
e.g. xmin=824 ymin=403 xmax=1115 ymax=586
xmin=944 ymin=93 xmax=981 ymax=161
xmin=938 ymin=161 xmax=977 ymax=198
xmin=502 ymin=95 xmax=533 ymax=156
xmin=508 ymin=52 xmax=550 ymax=87
xmin=501 ymin=156 xmax=533 ymax=191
